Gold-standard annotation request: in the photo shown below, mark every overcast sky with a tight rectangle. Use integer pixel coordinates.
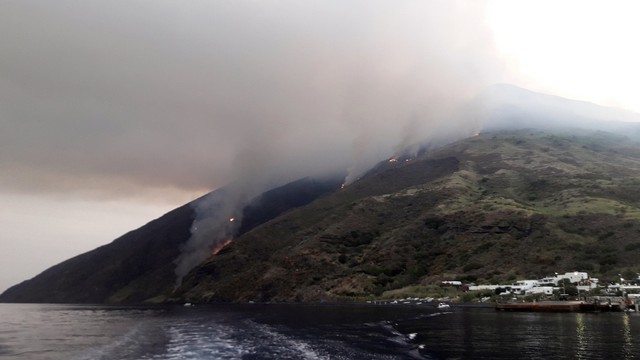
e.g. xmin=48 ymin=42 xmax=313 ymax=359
xmin=1 ymin=0 xmax=639 ymax=293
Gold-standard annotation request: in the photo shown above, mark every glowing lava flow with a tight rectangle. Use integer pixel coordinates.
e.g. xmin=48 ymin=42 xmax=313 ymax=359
xmin=210 ymin=218 xmax=238 ymax=255
xmin=212 ymin=239 xmax=233 ymax=255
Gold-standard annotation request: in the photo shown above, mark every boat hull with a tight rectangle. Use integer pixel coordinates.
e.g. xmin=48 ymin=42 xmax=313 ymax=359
xmin=495 ymin=301 xmax=623 ymax=312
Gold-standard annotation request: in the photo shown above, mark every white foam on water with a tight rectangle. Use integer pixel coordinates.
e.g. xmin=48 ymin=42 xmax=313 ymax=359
xmin=66 ymin=309 xmax=429 ymax=360
xmin=240 ymin=320 xmax=331 ymax=360
xmin=70 ymin=323 xmax=148 ymax=360
xmin=152 ymin=320 xmax=249 ymax=360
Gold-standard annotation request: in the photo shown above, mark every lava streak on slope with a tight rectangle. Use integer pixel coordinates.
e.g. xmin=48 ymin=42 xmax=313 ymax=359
xmin=212 ymin=239 xmax=233 ymax=255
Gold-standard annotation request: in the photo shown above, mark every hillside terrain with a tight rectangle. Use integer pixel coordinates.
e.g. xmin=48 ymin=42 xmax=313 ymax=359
xmin=176 ymin=129 xmax=640 ymax=303
xmin=0 ymin=176 xmax=343 ymax=303
xmin=5 ymin=84 xmax=640 ymax=304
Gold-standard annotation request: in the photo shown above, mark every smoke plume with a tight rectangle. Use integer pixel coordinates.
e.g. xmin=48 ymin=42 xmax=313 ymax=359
xmin=0 ymin=1 xmax=504 ymax=281
xmin=174 ymin=186 xmax=247 ymax=285
xmin=164 ymin=0 xmax=503 ymax=280
xmin=0 ymin=0 xmax=501 ymax=201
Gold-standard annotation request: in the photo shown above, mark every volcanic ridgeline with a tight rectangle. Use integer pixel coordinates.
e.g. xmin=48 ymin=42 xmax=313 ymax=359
xmin=175 ymin=129 xmax=640 ymax=302
xmin=6 ymin=84 xmax=640 ymax=304
xmin=6 ymin=128 xmax=640 ymax=304
xmin=0 ymin=176 xmax=344 ymax=303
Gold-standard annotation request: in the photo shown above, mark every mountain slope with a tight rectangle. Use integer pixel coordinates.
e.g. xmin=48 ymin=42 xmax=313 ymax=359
xmin=0 ymin=176 xmax=343 ymax=303
xmin=1 ymin=203 xmax=194 ymax=303
xmin=6 ymin=85 xmax=640 ymax=304
xmin=177 ymin=129 xmax=640 ymax=303
xmin=478 ymin=84 xmax=640 ymax=137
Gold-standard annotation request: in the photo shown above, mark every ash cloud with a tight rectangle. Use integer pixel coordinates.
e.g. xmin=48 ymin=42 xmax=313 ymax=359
xmin=0 ymin=0 xmax=501 ymax=201
xmin=0 ymin=1 xmax=504 ymax=279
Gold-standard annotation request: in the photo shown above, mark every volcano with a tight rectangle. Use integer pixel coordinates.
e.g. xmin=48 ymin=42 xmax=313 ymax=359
xmin=4 ymin=85 xmax=640 ymax=304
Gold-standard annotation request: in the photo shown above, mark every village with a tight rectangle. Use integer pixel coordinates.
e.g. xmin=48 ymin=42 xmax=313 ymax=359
xmin=443 ymin=271 xmax=640 ymax=299
xmin=366 ymin=271 xmax=640 ymax=311
xmin=437 ymin=271 xmax=640 ymax=311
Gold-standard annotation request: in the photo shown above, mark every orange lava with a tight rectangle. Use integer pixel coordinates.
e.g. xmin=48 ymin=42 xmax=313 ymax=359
xmin=212 ymin=239 xmax=233 ymax=255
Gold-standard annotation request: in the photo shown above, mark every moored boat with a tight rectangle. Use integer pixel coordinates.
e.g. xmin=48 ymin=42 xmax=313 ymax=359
xmin=495 ymin=300 xmax=624 ymax=312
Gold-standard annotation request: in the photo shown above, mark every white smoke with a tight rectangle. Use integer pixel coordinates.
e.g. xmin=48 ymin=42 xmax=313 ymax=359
xmin=174 ymin=186 xmax=248 ymax=286
xmin=0 ymin=0 xmax=501 ymax=202
xmin=165 ymin=0 xmax=503 ymax=280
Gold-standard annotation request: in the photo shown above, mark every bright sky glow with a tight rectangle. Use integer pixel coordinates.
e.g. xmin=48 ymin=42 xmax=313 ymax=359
xmin=488 ymin=0 xmax=640 ymax=112
xmin=0 ymin=193 xmax=176 ymax=292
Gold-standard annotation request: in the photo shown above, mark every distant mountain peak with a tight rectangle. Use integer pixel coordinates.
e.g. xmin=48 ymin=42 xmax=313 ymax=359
xmin=478 ymin=83 xmax=640 ymax=133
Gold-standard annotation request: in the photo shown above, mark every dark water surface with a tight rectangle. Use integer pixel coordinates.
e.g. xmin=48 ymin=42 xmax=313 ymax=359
xmin=1 ymin=303 xmax=639 ymax=359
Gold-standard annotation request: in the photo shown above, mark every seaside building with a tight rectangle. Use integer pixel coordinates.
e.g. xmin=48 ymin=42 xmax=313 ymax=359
xmin=466 ymin=271 xmax=597 ymax=295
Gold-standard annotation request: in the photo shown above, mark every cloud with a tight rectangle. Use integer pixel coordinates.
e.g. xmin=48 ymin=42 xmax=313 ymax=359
xmin=0 ymin=0 xmax=502 ymax=201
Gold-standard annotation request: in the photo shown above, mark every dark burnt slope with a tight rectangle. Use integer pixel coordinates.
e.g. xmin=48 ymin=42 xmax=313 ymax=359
xmin=0 ymin=176 xmax=343 ymax=303
xmin=0 ymin=203 xmax=194 ymax=303
xmin=239 ymin=176 xmax=346 ymax=235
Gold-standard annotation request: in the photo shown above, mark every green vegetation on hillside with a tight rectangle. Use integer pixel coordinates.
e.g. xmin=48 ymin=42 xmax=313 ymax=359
xmin=177 ymin=130 xmax=640 ymax=303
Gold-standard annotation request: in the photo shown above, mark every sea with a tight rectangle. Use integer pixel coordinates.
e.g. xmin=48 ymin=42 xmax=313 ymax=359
xmin=1 ymin=302 xmax=639 ymax=359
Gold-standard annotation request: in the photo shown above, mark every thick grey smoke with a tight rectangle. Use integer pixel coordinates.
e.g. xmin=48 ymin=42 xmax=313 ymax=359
xmin=174 ymin=186 xmax=247 ymax=285
xmin=0 ymin=1 xmax=503 ymax=280
xmin=167 ymin=1 xmax=502 ymax=280
xmin=0 ymin=0 xmax=500 ymax=202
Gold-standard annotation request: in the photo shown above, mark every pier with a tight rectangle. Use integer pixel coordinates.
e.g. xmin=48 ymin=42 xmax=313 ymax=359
xmin=495 ymin=300 xmax=625 ymax=312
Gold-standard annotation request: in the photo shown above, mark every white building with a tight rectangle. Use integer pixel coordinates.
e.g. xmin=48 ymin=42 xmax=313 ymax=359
xmin=467 ymin=284 xmax=501 ymax=291
xmin=538 ymin=272 xmax=589 ymax=286
xmin=512 ymin=280 xmax=539 ymax=292
xmin=561 ymin=271 xmax=589 ymax=284
xmin=538 ymin=277 xmax=558 ymax=286
xmin=525 ymin=286 xmax=554 ymax=295
xmin=463 ymin=271 xmax=596 ymax=295
xmin=468 ymin=280 xmax=539 ymax=294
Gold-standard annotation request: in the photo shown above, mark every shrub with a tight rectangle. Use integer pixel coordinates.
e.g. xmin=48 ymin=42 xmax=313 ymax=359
xmin=625 ymin=243 xmax=640 ymax=251
xmin=463 ymin=262 xmax=483 ymax=272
